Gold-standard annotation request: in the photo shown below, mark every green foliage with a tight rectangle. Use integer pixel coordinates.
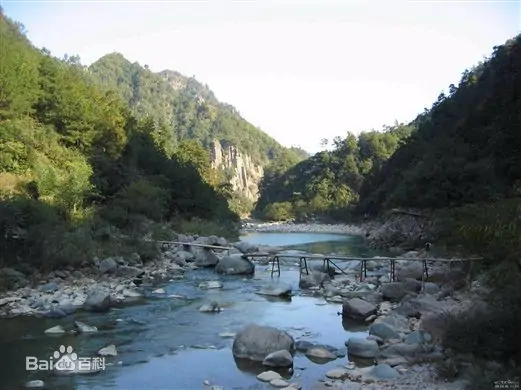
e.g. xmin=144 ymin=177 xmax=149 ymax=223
xmin=0 ymin=10 xmax=240 ymax=271
xmin=88 ymin=53 xmax=306 ymax=170
xmin=358 ymin=35 xmax=521 ymax=214
xmin=263 ymin=202 xmax=294 ymax=221
xmin=255 ymin=124 xmax=412 ymax=221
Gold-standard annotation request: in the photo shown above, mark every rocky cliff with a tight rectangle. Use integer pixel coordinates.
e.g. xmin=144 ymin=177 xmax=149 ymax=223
xmin=209 ymin=140 xmax=264 ymax=201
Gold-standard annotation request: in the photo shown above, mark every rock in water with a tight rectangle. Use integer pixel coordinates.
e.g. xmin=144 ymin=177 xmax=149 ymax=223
xmin=342 ymin=298 xmax=377 ymax=319
xmin=263 ymin=350 xmax=293 ymax=367
xmin=256 ymin=370 xmax=282 ymax=382
xmin=98 ymin=344 xmax=117 ymax=356
xmin=346 ymin=338 xmax=379 ymax=358
xmin=256 ymin=282 xmax=292 ymax=298
xmin=194 ymin=250 xmax=221 ymax=268
xmin=233 ymin=324 xmax=294 ymax=361
xmin=74 ymin=321 xmax=98 ymax=333
xmin=215 ymin=255 xmax=254 ymax=275
xmin=83 ymin=289 xmax=111 ymax=312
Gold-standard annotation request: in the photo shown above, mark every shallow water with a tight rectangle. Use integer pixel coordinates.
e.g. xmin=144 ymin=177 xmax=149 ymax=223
xmin=0 ymin=232 xmax=389 ymax=390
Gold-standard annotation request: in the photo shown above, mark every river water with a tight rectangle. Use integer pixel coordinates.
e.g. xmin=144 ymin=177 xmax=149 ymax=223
xmin=0 ymin=232 xmax=390 ymax=390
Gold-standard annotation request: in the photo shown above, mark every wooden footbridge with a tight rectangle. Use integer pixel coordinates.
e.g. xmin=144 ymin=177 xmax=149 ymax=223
xmin=155 ymin=240 xmax=479 ymax=283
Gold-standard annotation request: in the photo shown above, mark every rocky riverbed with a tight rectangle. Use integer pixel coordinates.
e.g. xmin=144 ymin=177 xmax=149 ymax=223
xmin=0 ymin=230 xmax=481 ymax=389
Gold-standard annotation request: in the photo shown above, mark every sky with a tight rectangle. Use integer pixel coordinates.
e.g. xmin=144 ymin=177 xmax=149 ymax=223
xmin=2 ymin=0 xmax=520 ymax=153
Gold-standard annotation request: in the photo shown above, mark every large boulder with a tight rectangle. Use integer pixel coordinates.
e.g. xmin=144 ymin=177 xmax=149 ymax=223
xmin=346 ymin=338 xmax=379 ymax=358
xmin=369 ymin=322 xmax=400 ymax=341
xmin=234 ymin=241 xmax=259 ymax=254
xmin=83 ymin=288 xmax=111 ymax=312
xmin=342 ymin=298 xmax=377 ymax=320
xmin=194 ymin=250 xmax=221 ymax=268
xmin=232 ymin=324 xmax=294 ymax=362
xmin=299 ymin=271 xmax=330 ymax=289
xmin=381 ymin=282 xmax=408 ymax=301
xmin=397 ymin=262 xmax=424 ymax=281
xmin=215 ymin=255 xmax=254 ymax=275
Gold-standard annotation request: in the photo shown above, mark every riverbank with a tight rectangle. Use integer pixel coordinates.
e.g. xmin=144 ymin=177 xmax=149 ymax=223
xmin=0 ymin=226 xmax=484 ymax=390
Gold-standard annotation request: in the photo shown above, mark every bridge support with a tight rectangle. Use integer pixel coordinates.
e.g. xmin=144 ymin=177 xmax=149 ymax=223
xmin=359 ymin=260 xmax=367 ymax=281
xmin=270 ymin=256 xmax=281 ymax=277
xmin=299 ymin=257 xmax=309 ymax=276
xmin=390 ymin=259 xmax=396 ymax=282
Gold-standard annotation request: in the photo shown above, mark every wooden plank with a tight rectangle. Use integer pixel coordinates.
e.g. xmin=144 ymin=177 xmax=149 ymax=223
xmin=244 ymin=253 xmax=480 ymax=263
xmin=154 ymin=241 xmax=233 ymax=250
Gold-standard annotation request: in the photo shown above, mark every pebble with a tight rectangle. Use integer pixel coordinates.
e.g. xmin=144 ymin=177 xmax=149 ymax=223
xmin=44 ymin=325 xmax=66 ymax=334
xmin=218 ymin=332 xmax=236 ymax=338
xmin=98 ymin=344 xmax=118 ymax=356
xmin=25 ymin=380 xmax=45 ymax=388
xmin=257 ymin=370 xmax=282 ymax=382
xmin=270 ymin=379 xmax=289 ymax=388
xmin=325 ymin=369 xmax=349 ymax=380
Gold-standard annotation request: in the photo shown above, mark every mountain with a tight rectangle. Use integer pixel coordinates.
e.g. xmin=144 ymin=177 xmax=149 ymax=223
xmin=255 ymin=34 xmax=521 ymax=223
xmin=88 ymin=53 xmax=307 ymax=205
xmin=357 ymin=34 xmax=521 ymax=214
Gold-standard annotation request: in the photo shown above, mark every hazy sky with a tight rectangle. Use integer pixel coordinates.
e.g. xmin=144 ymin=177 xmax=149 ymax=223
xmin=3 ymin=0 xmax=520 ymax=152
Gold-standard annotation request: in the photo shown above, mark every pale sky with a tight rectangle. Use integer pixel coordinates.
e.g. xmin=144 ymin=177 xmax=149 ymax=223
xmin=2 ymin=0 xmax=520 ymax=153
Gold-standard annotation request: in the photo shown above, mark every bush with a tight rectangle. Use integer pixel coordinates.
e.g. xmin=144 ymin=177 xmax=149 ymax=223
xmin=262 ymin=202 xmax=294 ymax=221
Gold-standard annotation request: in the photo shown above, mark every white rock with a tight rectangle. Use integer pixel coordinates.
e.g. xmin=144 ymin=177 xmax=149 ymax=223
xmin=270 ymin=378 xmax=289 ymax=388
xmin=25 ymin=380 xmax=45 ymax=388
xmin=98 ymin=344 xmax=118 ymax=356
xmin=44 ymin=325 xmax=66 ymax=334
xmin=326 ymin=368 xmax=349 ymax=379
xmin=152 ymin=288 xmax=166 ymax=294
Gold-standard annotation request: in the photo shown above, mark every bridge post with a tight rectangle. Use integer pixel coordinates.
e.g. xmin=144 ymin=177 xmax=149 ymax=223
xmin=271 ymin=256 xmax=281 ymax=277
xmin=300 ymin=257 xmax=309 ymax=276
xmin=182 ymin=243 xmax=191 ymax=252
xmin=359 ymin=260 xmax=367 ymax=281
xmin=422 ymin=259 xmax=429 ymax=279
xmin=390 ymin=259 xmax=396 ymax=282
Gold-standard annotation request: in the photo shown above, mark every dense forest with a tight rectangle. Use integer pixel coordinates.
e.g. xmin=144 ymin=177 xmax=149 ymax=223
xmin=254 ymin=123 xmax=414 ymax=221
xmin=256 ymin=34 xmax=521 ymax=222
xmin=0 ymin=9 xmax=263 ymax=270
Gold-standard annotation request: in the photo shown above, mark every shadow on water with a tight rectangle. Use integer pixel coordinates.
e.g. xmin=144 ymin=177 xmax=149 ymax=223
xmin=0 ymin=232 xmax=379 ymax=389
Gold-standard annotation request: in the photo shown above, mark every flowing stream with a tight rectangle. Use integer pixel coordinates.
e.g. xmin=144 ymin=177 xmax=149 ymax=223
xmin=0 ymin=232 xmax=391 ymax=390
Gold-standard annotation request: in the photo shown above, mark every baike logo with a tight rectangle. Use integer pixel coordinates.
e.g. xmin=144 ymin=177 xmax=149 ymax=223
xmin=26 ymin=345 xmax=106 ymax=373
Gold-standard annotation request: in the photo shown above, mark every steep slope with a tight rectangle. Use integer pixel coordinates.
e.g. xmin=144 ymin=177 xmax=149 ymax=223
xmin=88 ymin=53 xmax=307 ymax=202
xmin=358 ymin=35 xmax=521 ymax=214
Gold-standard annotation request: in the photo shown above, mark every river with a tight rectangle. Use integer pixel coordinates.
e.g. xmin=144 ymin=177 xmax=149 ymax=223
xmin=0 ymin=232 xmax=391 ymax=390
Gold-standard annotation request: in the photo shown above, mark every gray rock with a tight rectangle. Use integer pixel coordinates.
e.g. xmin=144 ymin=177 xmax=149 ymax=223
xmin=74 ymin=321 xmax=98 ymax=333
xmin=403 ymin=278 xmax=423 ymax=293
xmin=346 ymin=338 xmax=379 ymax=358
xmin=98 ymin=344 xmax=117 ymax=356
xmin=369 ymin=322 xmax=400 ymax=341
xmin=257 ymin=282 xmax=292 ymax=298
xmin=196 ymin=251 xmax=221 ymax=268
xmin=423 ymin=282 xmax=440 ymax=295
xmin=25 ymin=380 xmax=45 ymax=388
xmin=378 ymin=342 xmax=426 ymax=361
xmin=270 ymin=379 xmax=289 ymax=388
xmin=98 ymin=258 xmax=118 ymax=274
xmin=381 ymin=283 xmax=408 ymax=301
xmin=299 ymin=271 xmax=330 ymax=289
xmin=116 ymin=266 xmax=144 ymax=278
xmin=404 ymin=330 xmax=432 ymax=345
xmin=396 ymin=296 xmax=442 ymax=317
xmin=199 ymin=301 xmax=221 ymax=312
xmin=326 ymin=369 xmax=349 ymax=380
xmin=342 ymin=298 xmax=377 ymax=320
xmin=397 ymin=262 xmax=424 ymax=281
xmin=215 ymin=255 xmax=254 ymax=275
xmin=43 ymin=308 xmax=67 ymax=318
xmin=234 ymin=241 xmax=259 ymax=254
xmin=263 ymin=350 xmax=293 ymax=367
xmin=127 ymin=252 xmax=142 ymax=266
xmin=368 ymin=364 xmax=399 ymax=379
xmin=83 ymin=289 xmax=111 ymax=312
xmin=295 ymin=340 xmax=314 ymax=352
xmin=232 ymin=324 xmax=294 ymax=361
xmin=44 ymin=325 xmax=66 ymax=334
xmin=38 ymin=282 xmax=59 ymax=294
xmin=257 ymin=370 xmax=282 ymax=382
xmin=305 ymin=346 xmax=336 ymax=360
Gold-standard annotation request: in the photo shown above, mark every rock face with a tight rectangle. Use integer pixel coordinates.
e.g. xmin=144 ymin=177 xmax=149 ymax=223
xmin=232 ymin=324 xmax=294 ymax=362
xmin=209 ymin=139 xmax=264 ymax=201
xmin=215 ymin=255 xmax=254 ymax=275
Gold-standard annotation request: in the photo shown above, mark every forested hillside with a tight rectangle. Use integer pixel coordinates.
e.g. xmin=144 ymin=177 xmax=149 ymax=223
xmin=358 ymin=35 xmax=521 ymax=214
xmin=256 ymin=34 xmax=521 ymax=222
xmin=88 ymin=53 xmax=307 ymax=169
xmin=254 ymin=123 xmax=414 ymax=221
xmin=0 ymin=10 xmax=239 ymax=271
